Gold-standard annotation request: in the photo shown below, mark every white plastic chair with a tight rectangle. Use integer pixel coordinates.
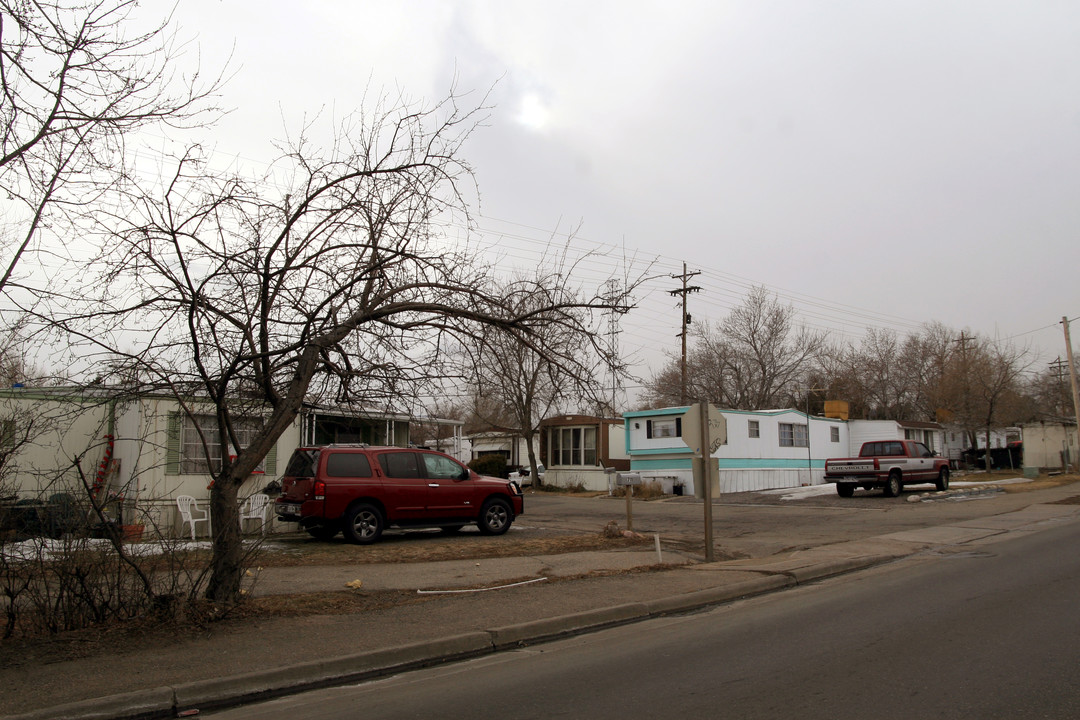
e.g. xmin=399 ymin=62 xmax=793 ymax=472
xmin=176 ymin=495 xmax=211 ymax=540
xmin=241 ymin=493 xmax=271 ymax=535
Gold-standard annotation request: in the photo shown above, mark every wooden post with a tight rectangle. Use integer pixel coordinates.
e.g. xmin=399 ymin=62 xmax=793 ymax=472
xmin=700 ymin=399 xmax=714 ymax=562
xmin=1063 ymin=317 xmax=1080 ymax=471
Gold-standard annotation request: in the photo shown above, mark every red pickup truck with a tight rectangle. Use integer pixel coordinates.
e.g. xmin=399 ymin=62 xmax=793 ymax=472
xmin=825 ymin=440 xmax=950 ymax=498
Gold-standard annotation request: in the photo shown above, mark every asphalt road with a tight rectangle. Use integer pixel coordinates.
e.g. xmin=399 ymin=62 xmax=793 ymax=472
xmin=517 ymin=486 xmax=1055 ymax=557
xmin=209 ymin=515 xmax=1080 ymax=719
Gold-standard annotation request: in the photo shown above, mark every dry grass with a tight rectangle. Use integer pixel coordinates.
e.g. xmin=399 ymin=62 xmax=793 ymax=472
xmin=998 ymin=473 xmax=1080 ymax=494
xmin=610 ymin=482 xmax=668 ymax=500
xmin=255 ymin=531 xmax=651 ymax=567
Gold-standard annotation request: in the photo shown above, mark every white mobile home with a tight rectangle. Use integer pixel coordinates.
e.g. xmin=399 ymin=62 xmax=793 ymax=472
xmin=624 ymin=407 xmax=849 ymax=495
xmin=0 ymin=387 xmax=455 ymax=538
xmin=538 ymin=414 xmax=629 ymax=491
xmin=846 ymin=419 xmax=945 ymax=457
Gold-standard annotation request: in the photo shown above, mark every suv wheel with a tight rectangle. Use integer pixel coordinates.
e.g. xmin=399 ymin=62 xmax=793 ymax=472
xmin=478 ymin=497 xmax=512 ymax=535
xmin=344 ymin=503 xmax=384 ymax=544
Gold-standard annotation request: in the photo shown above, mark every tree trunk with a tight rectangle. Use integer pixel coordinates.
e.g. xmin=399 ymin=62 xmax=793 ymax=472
xmin=524 ymin=429 xmax=541 ymax=486
xmin=205 ymin=475 xmax=243 ymax=603
xmin=984 ymin=427 xmax=993 ymax=472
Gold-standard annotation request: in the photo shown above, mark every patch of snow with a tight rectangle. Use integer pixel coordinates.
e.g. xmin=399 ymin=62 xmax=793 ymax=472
xmin=758 ymin=476 xmax=1032 ymax=501
xmin=758 ymin=485 xmax=838 ymax=501
xmin=0 ymin=537 xmax=262 ymax=562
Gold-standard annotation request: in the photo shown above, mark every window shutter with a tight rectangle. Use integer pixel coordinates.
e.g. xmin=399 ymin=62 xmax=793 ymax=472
xmin=646 ymin=420 xmax=653 ymax=439
xmin=165 ymin=412 xmax=181 ymax=475
xmin=675 ymin=417 xmax=682 ymax=437
xmin=265 ymin=441 xmax=277 ymax=476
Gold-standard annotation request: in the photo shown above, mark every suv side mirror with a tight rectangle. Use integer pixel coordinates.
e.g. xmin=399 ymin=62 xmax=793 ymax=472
xmin=459 ymin=467 xmax=471 ymax=481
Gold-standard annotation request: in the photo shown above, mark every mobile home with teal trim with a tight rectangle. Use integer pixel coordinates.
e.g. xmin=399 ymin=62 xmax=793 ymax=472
xmin=623 ymin=406 xmax=849 ymax=495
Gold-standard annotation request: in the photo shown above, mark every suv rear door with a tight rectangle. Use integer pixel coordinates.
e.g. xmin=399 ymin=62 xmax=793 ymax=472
xmin=320 ymin=450 xmax=379 ymax=519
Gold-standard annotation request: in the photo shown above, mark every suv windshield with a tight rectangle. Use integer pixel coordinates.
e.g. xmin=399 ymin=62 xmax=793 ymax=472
xmin=284 ymin=449 xmax=320 ymax=478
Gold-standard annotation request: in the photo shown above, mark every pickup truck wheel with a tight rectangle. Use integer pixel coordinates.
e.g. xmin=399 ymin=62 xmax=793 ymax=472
xmin=883 ymin=472 xmax=902 ymax=498
xmin=343 ymin=503 xmax=384 ymax=544
xmin=836 ymin=484 xmax=855 ymax=498
xmin=935 ymin=467 xmax=950 ymax=492
xmin=478 ymin=497 xmax=513 ymax=535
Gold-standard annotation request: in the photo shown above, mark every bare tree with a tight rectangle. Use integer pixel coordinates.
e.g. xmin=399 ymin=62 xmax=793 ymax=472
xmin=965 ymin=337 xmax=1032 ymax=468
xmin=0 ymin=0 xmax=223 ymax=297
xmin=641 ymin=287 xmax=827 ymax=410
xmin=813 ymin=323 xmax=958 ymax=422
xmin=51 ymin=90 xmax=638 ymax=604
xmin=410 ymin=401 xmax=465 ymax=455
xmin=1025 ymin=365 xmax=1073 ymax=419
xmin=897 ymin=321 xmax=955 ymax=421
xmin=853 ymin=328 xmax=908 ymax=418
xmin=640 ymin=354 xmax=693 ymax=409
xmin=461 ymin=272 xmax=622 ymax=485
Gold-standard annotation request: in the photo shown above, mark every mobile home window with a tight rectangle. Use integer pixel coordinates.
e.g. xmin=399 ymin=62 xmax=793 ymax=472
xmin=552 ymin=426 xmax=598 ymax=466
xmin=646 ymin=418 xmax=681 ymax=439
xmin=748 ymin=420 xmax=760 ymax=439
xmin=181 ymin=414 xmax=265 ymax=474
xmin=830 ymin=426 xmax=840 ymax=442
xmin=778 ymin=422 xmax=808 ymax=448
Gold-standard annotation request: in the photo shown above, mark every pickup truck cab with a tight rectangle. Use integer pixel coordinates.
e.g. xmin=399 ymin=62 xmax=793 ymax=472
xmin=824 ymin=440 xmax=950 ymax=498
xmin=274 ymin=445 xmax=525 ymax=543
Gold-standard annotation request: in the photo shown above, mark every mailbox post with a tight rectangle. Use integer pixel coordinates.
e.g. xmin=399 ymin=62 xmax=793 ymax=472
xmin=616 ymin=472 xmax=641 ymax=531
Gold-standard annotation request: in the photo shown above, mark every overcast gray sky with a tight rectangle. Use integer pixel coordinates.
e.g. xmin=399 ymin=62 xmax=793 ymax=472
xmin=156 ymin=0 xmax=1080 ymax=392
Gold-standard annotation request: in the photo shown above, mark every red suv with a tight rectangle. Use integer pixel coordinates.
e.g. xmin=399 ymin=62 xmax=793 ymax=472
xmin=274 ymin=445 xmax=525 ymax=544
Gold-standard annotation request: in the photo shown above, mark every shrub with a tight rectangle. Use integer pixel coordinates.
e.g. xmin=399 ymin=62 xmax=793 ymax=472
xmin=611 ymin=481 xmax=666 ymax=500
xmin=468 ymin=454 xmax=508 ymax=478
xmin=533 ymin=480 xmax=588 ymax=493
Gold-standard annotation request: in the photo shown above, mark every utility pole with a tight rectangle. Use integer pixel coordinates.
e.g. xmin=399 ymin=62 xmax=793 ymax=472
xmin=668 ymin=263 xmax=701 ymax=405
xmin=1050 ymin=357 xmax=1068 ymax=415
xmin=1061 ymin=317 xmax=1080 ymax=471
xmin=953 ymin=331 xmax=976 ymax=457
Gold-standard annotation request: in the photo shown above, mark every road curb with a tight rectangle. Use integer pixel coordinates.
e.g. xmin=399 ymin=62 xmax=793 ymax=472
xmin=643 ymin=575 xmax=794 ymax=615
xmin=786 ymin=554 xmax=899 ymax=584
xmin=488 ymin=602 xmax=650 ymax=649
xmin=0 ymin=557 xmax=905 ymax=720
xmin=1 ymin=687 xmax=175 ymax=720
xmin=172 ymin=632 xmax=494 ymax=715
